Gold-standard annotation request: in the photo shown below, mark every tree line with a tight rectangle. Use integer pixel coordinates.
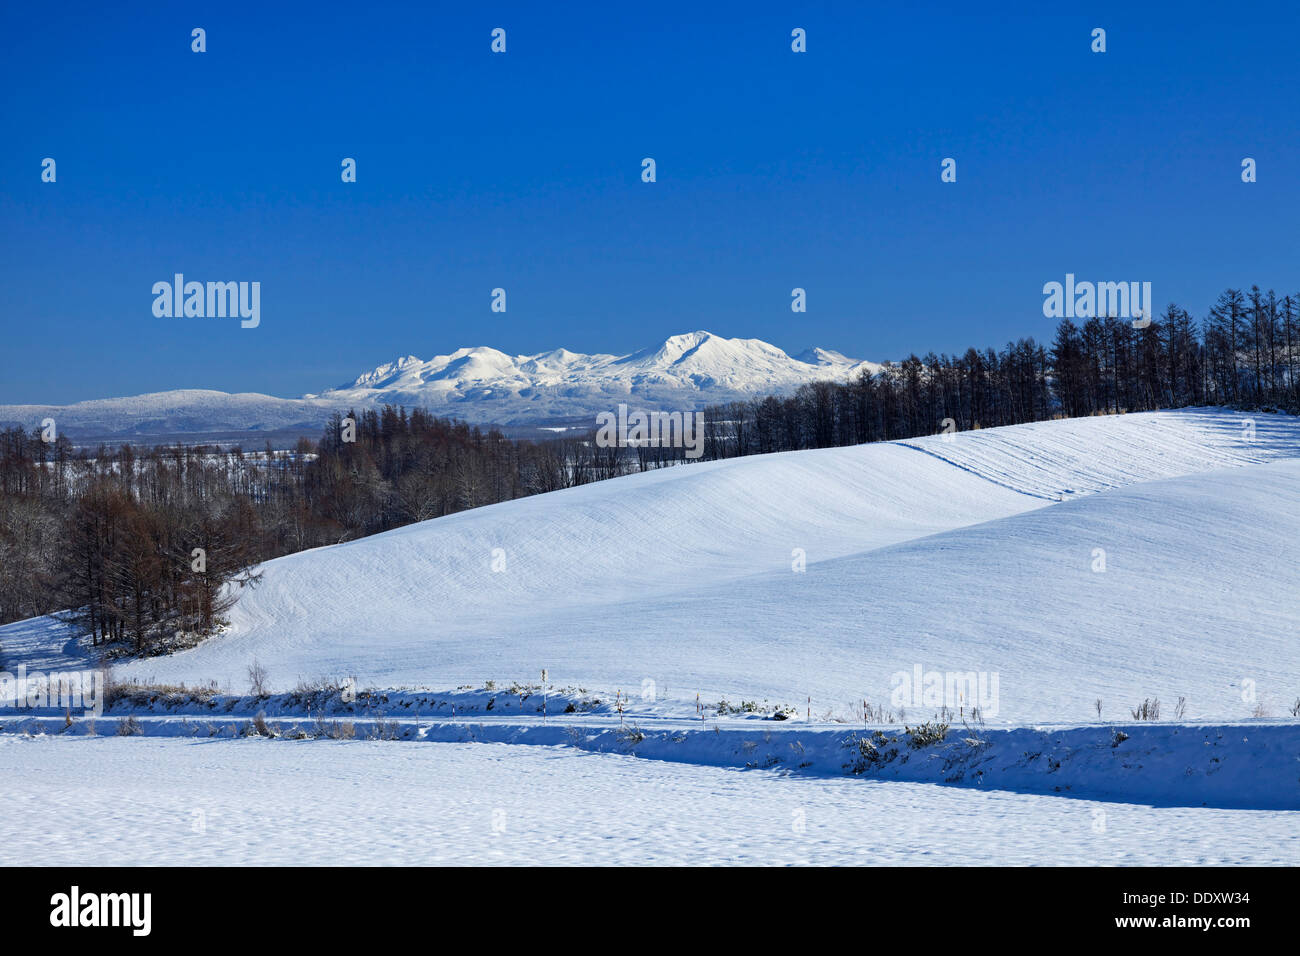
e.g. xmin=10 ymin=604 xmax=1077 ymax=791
xmin=0 ymin=408 xmax=627 ymax=651
xmin=687 ymin=287 xmax=1298 ymax=459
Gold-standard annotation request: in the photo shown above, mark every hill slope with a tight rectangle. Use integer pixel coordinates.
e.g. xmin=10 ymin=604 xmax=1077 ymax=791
xmin=2 ymin=408 xmax=1297 ymax=724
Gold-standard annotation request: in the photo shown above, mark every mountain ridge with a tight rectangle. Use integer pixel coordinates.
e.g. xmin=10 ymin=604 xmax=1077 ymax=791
xmin=0 ymin=331 xmax=881 ymax=438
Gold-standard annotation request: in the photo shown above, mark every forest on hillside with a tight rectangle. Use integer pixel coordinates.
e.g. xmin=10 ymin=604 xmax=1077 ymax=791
xmin=689 ymin=290 xmax=1297 ymax=460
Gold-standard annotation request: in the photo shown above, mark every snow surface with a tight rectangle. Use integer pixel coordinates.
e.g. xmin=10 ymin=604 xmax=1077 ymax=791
xmin=4 ymin=694 xmax=1296 ymax=809
xmin=314 ymin=330 xmax=880 ymax=415
xmin=3 ymin=407 xmax=1296 ymax=727
xmin=2 ymin=736 xmax=1295 ymax=865
xmin=898 ymin=407 xmax=1300 ymax=499
xmin=0 ymin=389 xmax=332 ymax=436
xmin=3 ymin=407 xmax=1298 ymax=863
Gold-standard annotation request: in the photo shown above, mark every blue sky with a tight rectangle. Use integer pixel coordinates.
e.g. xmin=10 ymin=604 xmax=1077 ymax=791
xmin=2 ymin=0 xmax=1297 ymax=404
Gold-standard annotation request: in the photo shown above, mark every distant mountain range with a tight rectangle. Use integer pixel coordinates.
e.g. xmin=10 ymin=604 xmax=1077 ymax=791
xmin=0 ymin=331 xmax=880 ymax=441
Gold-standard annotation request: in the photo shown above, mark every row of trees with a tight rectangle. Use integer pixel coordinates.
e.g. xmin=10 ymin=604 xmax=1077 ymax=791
xmin=0 ymin=410 xmax=626 ymax=650
xmin=2 ymin=284 xmax=1295 ymax=654
xmin=690 ymin=287 xmax=1298 ymax=460
xmin=0 ymin=431 xmax=265 ymax=653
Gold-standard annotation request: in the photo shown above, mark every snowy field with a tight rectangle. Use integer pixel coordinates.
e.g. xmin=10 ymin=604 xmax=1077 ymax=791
xmin=2 ymin=408 xmax=1298 ymax=864
xmin=3 ymin=408 xmax=1298 ymax=724
xmin=3 ymin=736 xmax=1295 ymax=866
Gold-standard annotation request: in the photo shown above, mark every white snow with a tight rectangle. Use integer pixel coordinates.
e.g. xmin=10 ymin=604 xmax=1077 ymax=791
xmin=3 ymin=407 xmax=1299 ymax=862
xmin=317 ymin=330 xmax=881 ymax=416
xmin=4 ymin=408 xmax=1292 ymax=725
xmin=4 ymin=696 xmax=1295 ymax=809
xmin=898 ymin=408 xmax=1300 ymax=499
xmin=1 ymin=736 xmax=1294 ymax=865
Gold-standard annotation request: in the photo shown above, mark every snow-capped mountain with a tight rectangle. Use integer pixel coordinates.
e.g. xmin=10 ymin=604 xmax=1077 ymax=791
xmin=308 ymin=331 xmax=880 ymax=422
xmin=0 ymin=331 xmax=880 ymax=439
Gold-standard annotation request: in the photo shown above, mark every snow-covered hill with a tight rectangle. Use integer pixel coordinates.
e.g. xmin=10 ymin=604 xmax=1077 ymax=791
xmin=0 ymin=331 xmax=879 ymax=437
xmin=5 ymin=408 xmax=1297 ymax=727
xmin=0 ymin=390 xmax=333 ymax=437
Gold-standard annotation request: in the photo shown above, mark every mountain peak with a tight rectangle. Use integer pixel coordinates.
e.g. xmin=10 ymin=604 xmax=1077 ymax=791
xmin=645 ymin=330 xmax=719 ymax=364
xmin=664 ymin=330 xmax=715 ymax=346
xmin=347 ymin=354 xmax=423 ymax=389
xmin=319 ymin=332 xmax=880 ymax=424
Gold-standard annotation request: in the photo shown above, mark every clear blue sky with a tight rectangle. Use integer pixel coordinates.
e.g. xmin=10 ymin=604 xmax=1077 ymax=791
xmin=2 ymin=0 xmax=1297 ymax=404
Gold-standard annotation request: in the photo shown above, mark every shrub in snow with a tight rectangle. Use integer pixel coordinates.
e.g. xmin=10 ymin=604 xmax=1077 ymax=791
xmin=116 ymin=715 xmax=143 ymax=736
xmin=842 ymin=730 xmax=901 ymax=774
xmin=616 ymin=724 xmax=645 ymax=746
xmin=1130 ymin=698 xmax=1160 ymax=721
xmin=904 ymin=721 xmax=949 ymax=749
xmin=247 ymin=661 xmax=270 ymax=698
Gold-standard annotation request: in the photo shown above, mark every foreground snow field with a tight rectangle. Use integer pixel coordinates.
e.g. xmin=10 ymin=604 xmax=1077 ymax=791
xmin=2 ymin=408 xmax=1298 ymax=865
xmin=2 ymin=736 xmax=1296 ymax=866
xmin=4 ymin=695 xmax=1296 ymax=808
